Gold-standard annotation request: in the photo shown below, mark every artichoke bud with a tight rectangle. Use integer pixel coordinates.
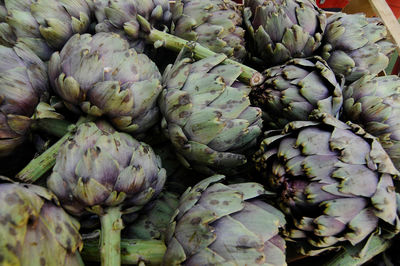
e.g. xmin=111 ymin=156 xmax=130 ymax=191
xmin=0 ymin=43 xmax=49 ymax=157
xmin=92 ymin=0 xmax=172 ymax=51
xmin=48 ymin=120 xmax=166 ymax=217
xmin=49 ymin=33 xmax=163 ymax=136
xmin=254 ymin=113 xmax=400 ymax=255
xmin=250 ymin=56 xmax=343 ymax=130
xmin=0 ymin=182 xmax=83 ymax=266
xmin=244 ymin=0 xmax=327 ymax=67
xmin=0 ymin=0 xmax=92 ymax=60
xmin=164 ymin=175 xmax=287 ymax=265
xmin=172 ymin=0 xmax=247 ymax=62
xmin=342 ymin=74 xmax=400 ymax=171
xmin=160 ymin=48 xmax=262 ymax=174
xmin=321 ymin=12 xmax=395 ymax=83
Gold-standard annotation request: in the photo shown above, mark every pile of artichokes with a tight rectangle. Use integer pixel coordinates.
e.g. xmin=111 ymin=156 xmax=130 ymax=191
xmin=0 ymin=0 xmax=399 ymax=265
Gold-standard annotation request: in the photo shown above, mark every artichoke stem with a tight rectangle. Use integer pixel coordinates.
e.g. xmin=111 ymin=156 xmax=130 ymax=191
xmin=32 ymin=118 xmax=72 ymax=137
xmin=15 ymin=131 xmax=72 ymax=183
xmin=15 ymin=116 xmax=95 ymax=183
xmin=146 ymin=28 xmax=264 ymax=86
xmin=100 ymin=206 xmax=123 ymax=266
xmin=81 ymin=238 xmax=166 ymax=265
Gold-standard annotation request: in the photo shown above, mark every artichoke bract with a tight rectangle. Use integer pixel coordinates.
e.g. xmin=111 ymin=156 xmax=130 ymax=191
xmin=342 ymin=75 xmax=400 ymax=170
xmin=244 ymin=0 xmax=326 ymax=67
xmin=321 ymin=13 xmax=395 ymax=83
xmin=48 ymin=32 xmax=162 ymax=136
xmin=124 ymin=191 xmax=180 ymax=241
xmin=0 ymin=44 xmax=48 ymax=157
xmin=47 ymin=120 xmax=166 ymax=265
xmin=0 ymin=182 xmax=83 ymax=265
xmin=159 ymin=49 xmax=263 ymax=175
xmin=254 ymin=113 xmax=400 ymax=255
xmin=172 ymin=0 xmax=246 ymax=62
xmin=0 ymin=0 xmax=91 ymax=61
xmin=250 ymin=57 xmax=343 ymax=129
xmin=92 ymin=0 xmax=172 ymax=52
xmin=164 ymin=175 xmax=287 ymax=266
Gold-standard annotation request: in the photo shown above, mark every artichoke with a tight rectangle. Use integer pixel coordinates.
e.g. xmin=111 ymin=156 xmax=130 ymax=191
xmin=159 ymin=49 xmax=263 ymax=175
xmin=47 ymin=120 xmax=166 ymax=218
xmin=0 ymin=43 xmax=49 ymax=157
xmin=92 ymin=0 xmax=172 ymax=52
xmin=342 ymin=75 xmax=400 ymax=170
xmin=47 ymin=120 xmax=166 ymax=265
xmin=250 ymin=57 xmax=343 ymax=129
xmin=0 ymin=0 xmax=91 ymax=61
xmin=244 ymin=0 xmax=326 ymax=66
xmin=48 ymin=32 xmax=163 ymax=136
xmin=0 ymin=182 xmax=83 ymax=265
xmin=321 ymin=13 xmax=395 ymax=83
xmin=254 ymin=113 xmax=400 ymax=255
xmin=164 ymin=175 xmax=287 ymax=265
xmin=172 ymin=0 xmax=246 ymax=62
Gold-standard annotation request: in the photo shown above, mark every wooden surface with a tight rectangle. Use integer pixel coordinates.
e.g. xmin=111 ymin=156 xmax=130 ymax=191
xmin=369 ymin=0 xmax=400 ymax=54
xmin=342 ymin=0 xmax=375 ymax=16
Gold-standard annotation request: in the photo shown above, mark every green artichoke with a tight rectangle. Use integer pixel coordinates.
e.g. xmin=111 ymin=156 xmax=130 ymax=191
xmin=254 ymin=113 xmax=400 ymax=255
xmin=244 ymin=0 xmax=326 ymax=67
xmin=92 ymin=0 xmax=172 ymax=52
xmin=47 ymin=120 xmax=166 ymax=216
xmin=0 ymin=182 xmax=83 ymax=265
xmin=250 ymin=57 xmax=343 ymax=129
xmin=0 ymin=0 xmax=91 ymax=61
xmin=321 ymin=13 xmax=395 ymax=83
xmin=47 ymin=120 xmax=166 ymax=265
xmin=0 ymin=43 xmax=49 ymax=157
xmin=48 ymin=32 xmax=162 ymax=136
xmin=164 ymin=175 xmax=287 ymax=265
xmin=342 ymin=75 xmax=400 ymax=170
xmin=172 ymin=0 xmax=246 ymax=62
xmin=159 ymin=49 xmax=263 ymax=174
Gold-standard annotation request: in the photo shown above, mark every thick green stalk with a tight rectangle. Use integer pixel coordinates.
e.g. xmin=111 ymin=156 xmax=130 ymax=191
xmin=100 ymin=206 xmax=124 ymax=266
xmin=323 ymin=234 xmax=392 ymax=266
xmin=15 ymin=131 xmax=72 ymax=183
xmin=32 ymin=118 xmax=72 ymax=138
xmin=146 ymin=28 xmax=264 ymax=87
xmin=82 ymin=239 xmax=166 ymax=265
xmin=15 ymin=116 xmax=93 ymax=183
